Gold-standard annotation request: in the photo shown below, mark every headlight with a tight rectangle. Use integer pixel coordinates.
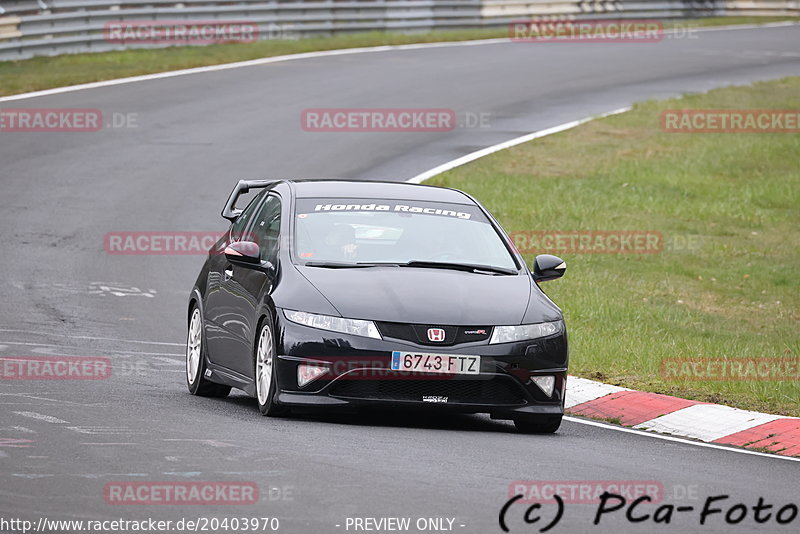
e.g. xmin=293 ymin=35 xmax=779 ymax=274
xmin=489 ymin=320 xmax=563 ymax=344
xmin=283 ymin=310 xmax=382 ymax=340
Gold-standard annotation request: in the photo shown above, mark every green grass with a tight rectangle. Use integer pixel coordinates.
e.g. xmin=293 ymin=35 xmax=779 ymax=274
xmin=429 ymin=77 xmax=800 ymax=417
xmin=1 ymin=16 xmax=797 ymax=97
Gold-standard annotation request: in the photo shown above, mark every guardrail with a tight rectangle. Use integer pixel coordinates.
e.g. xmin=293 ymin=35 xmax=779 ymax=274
xmin=0 ymin=0 xmax=797 ymax=60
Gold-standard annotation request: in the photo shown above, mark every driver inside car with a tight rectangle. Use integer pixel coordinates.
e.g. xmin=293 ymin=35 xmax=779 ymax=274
xmin=324 ymin=224 xmax=359 ymax=261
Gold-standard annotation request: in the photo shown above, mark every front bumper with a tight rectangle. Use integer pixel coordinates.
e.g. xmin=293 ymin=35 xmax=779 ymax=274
xmin=274 ymin=313 xmax=568 ymax=420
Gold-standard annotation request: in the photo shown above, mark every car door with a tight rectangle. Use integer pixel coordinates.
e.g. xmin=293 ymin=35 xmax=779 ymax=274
xmin=209 ymin=193 xmax=283 ymax=377
xmin=204 ymin=193 xmax=265 ymax=374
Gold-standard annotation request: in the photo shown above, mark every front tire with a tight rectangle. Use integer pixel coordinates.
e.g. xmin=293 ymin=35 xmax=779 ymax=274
xmin=514 ymin=415 xmax=562 ymax=434
xmin=186 ymin=305 xmax=231 ymax=398
xmin=255 ymin=314 xmax=288 ymax=417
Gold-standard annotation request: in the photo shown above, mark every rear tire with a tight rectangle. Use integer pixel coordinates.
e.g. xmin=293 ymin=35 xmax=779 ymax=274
xmin=514 ymin=415 xmax=562 ymax=434
xmin=254 ymin=314 xmax=288 ymax=417
xmin=186 ymin=305 xmax=231 ymax=398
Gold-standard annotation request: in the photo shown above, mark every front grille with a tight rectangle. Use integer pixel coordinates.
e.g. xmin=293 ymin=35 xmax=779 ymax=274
xmin=375 ymin=322 xmax=492 ymax=346
xmin=328 ymin=377 xmax=526 ymax=405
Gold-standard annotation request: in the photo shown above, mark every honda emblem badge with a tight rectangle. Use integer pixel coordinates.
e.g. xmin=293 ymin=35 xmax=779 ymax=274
xmin=427 ymin=328 xmax=445 ymax=342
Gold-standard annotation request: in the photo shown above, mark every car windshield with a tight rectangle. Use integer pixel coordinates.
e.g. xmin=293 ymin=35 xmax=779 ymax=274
xmin=293 ymin=197 xmax=518 ymax=272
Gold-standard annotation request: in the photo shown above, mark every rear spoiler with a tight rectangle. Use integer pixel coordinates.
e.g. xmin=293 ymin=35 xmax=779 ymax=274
xmin=221 ymin=180 xmax=278 ymax=222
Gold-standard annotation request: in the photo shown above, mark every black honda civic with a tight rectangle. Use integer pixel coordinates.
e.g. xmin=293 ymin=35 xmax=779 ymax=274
xmin=187 ymin=179 xmax=568 ymax=433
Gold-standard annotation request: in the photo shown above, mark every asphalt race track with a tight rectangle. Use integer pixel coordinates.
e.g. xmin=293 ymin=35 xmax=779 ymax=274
xmin=1 ymin=24 xmax=799 ymax=534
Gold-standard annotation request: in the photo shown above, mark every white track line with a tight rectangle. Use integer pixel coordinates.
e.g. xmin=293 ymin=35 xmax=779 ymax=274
xmin=407 ymin=107 xmax=631 ymax=184
xmin=683 ymin=21 xmax=798 ymax=33
xmin=0 ymin=22 xmax=796 ymax=103
xmin=565 ymin=416 xmax=800 ymax=463
xmin=0 ymin=38 xmax=507 ymax=103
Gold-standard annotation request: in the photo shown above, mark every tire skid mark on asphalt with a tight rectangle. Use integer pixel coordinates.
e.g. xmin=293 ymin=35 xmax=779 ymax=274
xmin=150 ymin=356 xmax=183 ymax=364
xmin=0 ymin=393 xmax=103 ymax=406
xmin=0 ymin=425 xmax=36 ymax=433
xmin=0 ymin=343 xmax=182 ymax=383
xmin=80 ymin=442 xmax=139 ymax=446
xmin=12 ymin=411 xmax=69 ymax=424
xmin=9 ymin=470 xmax=284 ymax=479
xmin=0 ymin=328 xmax=184 ymax=347
xmin=4 ymin=405 xmax=117 ymax=456
xmin=0 ymin=339 xmax=183 ymax=357
xmin=0 ymin=402 xmax=108 ymax=410
xmin=162 ymin=438 xmax=240 ymax=448
xmin=0 ymin=438 xmax=35 ymax=448
xmin=14 ymin=472 xmax=149 ymax=479
xmin=7 ymin=281 xmax=159 ymax=299
xmin=88 ymin=283 xmax=157 ymax=298
xmin=66 ymin=426 xmax=146 ymax=435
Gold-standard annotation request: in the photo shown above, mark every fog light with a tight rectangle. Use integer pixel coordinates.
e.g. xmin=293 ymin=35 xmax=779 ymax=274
xmin=531 ymin=375 xmax=555 ymax=397
xmin=298 ymin=364 xmax=328 ymax=387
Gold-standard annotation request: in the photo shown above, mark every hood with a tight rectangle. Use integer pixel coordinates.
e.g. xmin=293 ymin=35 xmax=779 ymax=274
xmin=296 ymin=265 xmax=541 ymax=325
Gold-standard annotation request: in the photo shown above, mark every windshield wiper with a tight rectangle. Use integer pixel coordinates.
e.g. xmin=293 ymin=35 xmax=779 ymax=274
xmin=304 ymin=260 xmax=516 ymax=275
xmin=303 ymin=261 xmax=382 ymax=268
xmin=400 ymin=260 xmax=517 ymax=275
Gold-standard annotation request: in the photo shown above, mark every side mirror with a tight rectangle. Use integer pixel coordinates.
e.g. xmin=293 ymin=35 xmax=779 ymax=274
xmin=224 ymin=240 xmax=261 ymax=265
xmin=532 ymin=254 xmax=566 ymax=282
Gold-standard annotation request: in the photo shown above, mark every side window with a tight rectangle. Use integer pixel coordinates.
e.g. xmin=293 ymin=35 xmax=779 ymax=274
xmin=230 ymin=194 xmax=264 ymax=242
xmin=246 ymin=195 xmax=282 ymax=262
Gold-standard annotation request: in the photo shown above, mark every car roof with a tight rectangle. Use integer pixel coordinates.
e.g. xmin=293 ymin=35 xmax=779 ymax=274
xmin=287 ymin=179 xmax=475 ymax=205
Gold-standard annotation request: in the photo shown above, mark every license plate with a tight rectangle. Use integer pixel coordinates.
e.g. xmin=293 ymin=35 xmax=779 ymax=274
xmin=390 ymin=351 xmax=480 ymax=375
